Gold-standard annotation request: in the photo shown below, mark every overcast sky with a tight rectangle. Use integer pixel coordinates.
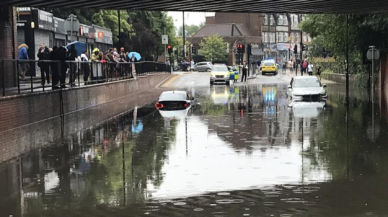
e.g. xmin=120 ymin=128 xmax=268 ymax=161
xmin=168 ymin=11 xmax=215 ymax=27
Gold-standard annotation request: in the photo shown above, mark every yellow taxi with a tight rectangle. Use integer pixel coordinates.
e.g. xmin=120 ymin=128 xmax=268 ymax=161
xmin=261 ymin=61 xmax=278 ymax=75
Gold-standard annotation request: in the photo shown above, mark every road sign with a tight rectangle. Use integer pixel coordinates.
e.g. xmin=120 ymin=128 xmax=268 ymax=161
xmin=367 ymin=48 xmax=380 ymax=60
xmin=162 ymin=35 xmax=168 ymax=45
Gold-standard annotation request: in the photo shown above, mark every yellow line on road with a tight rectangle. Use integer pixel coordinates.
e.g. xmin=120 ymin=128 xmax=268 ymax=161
xmin=161 ymin=75 xmax=180 ymax=87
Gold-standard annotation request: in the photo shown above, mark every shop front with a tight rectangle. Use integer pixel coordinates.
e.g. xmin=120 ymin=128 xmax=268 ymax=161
xmin=93 ymin=25 xmax=113 ymax=53
xmin=277 ymin=43 xmax=290 ymax=63
xmin=79 ymin=24 xmax=96 ymax=54
xmin=53 ymin=17 xmax=67 ymax=47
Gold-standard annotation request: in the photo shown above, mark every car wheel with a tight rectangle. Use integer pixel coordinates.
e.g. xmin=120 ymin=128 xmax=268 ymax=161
xmin=206 ymin=68 xmax=211 ymax=72
xmin=226 ymin=81 xmax=230 ymax=85
xmin=210 ymin=81 xmax=213 ymax=85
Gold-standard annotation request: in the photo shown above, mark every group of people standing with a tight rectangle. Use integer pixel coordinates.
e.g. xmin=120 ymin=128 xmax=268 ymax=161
xmin=18 ymin=43 xmax=136 ymax=90
xmin=291 ymin=58 xmax=322 ymax=79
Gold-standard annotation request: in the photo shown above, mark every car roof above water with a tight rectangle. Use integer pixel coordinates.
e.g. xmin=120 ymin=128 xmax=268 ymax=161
xmin=293 ymin=76 xmax=319 ymax=81
xmin=159 ymin=91 xmax=187 ymax=100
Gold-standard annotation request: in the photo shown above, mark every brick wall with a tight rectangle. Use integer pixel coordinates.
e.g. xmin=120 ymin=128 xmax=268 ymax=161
xmin=0 ymin=73 xmax=171 ymax=133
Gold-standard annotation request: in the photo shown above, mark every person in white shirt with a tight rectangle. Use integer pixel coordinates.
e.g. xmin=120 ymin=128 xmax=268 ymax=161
xmin=190 ymin=60 xmax=194 ymax=71
xmin=80 ymin=50 xmax=90 ymax=83
xmin=307 ymin=63 xmax=313 ymax=76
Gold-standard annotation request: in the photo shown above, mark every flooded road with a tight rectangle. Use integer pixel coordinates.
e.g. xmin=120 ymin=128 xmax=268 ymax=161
xmin=2 ymin=82 xmax=388 ymax=217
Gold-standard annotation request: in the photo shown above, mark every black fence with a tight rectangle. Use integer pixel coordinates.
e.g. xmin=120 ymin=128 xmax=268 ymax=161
xmin=0 ymin=60 xmax=171 ymax=96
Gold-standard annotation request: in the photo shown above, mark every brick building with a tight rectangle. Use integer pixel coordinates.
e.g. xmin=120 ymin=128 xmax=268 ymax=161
xmin=189 ymin=13 xmax=264 ymax=65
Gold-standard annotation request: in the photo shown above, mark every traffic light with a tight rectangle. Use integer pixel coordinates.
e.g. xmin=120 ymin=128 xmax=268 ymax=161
xmin=294 ymin=44 xmax=298 ymax=54
xmin=167 ymin=45 xmax=172 ymax=54
xmin=192 ymin=46 xmax=197 ymax=54
xmin=247 ymin=44 xmax=252 ymax=55
xmin=237 ymin=44 xmax=242 ymax=53
xmin=301 ymin=43 xmax=305 ymax=52
xmin=237 ymin=44 xmax=246 ymax=54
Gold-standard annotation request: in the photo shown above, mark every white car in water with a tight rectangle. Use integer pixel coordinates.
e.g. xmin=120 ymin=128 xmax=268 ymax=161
xmin=287 ymin=76 xmax=327 ymax=102
xmin=155 ymin=91 xmax=194 ymax=119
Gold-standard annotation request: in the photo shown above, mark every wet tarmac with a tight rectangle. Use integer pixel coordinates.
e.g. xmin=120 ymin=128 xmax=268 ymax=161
xmin=2 ymin=82 xmax=388 ymax=217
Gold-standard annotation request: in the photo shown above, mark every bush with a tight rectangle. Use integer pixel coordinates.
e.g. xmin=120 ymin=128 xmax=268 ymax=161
xmin=321 ymin=69 xmax=334 ymax=75
xmin=354 ymin=72 xmax=369 ymax=88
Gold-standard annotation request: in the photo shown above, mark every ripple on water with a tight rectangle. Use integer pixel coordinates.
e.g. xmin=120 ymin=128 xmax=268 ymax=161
xmin=217 ymin=192 xmax=231 ymax=196
xmin=216 ymin=199 xmax=244 ymax=204
xmin=173 ymin=202 xmax=186 ymax=206
xmin=194 ymin=208 xmax=203 ymax=211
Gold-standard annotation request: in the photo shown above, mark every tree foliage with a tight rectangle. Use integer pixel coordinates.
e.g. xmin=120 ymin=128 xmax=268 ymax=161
xmin=199 ymin=34 xmax=227 ymax=62
xmin=46 ymin=9 xmax=177 ymax=61
xmin=177 ymin=23 xmax=204 ymax=37
xmin=301 ymin=14 xmax=388 ymax=63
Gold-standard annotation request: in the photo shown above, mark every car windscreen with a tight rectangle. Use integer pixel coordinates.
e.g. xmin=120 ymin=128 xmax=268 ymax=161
xmin=264 ymin=62 xmax=275 ymax=66
xmin=294 ymin=79 xmax=321 ymax=88
xmin=212 ymin=66 xmax=228 ymax=72
xmin=159 ymin=92 xmax=186 ymax=101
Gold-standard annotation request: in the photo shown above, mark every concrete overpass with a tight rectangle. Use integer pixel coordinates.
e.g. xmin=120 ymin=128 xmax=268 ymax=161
xmin=1 ymin=0 xmax=388 ymax=13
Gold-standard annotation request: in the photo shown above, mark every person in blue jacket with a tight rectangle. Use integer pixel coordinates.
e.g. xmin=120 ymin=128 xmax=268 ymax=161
xmin=18 ymin=43 xmax=29 ymax=80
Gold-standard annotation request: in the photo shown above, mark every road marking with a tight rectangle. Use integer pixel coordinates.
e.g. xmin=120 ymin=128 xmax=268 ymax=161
xmin=162 ymin=75 xmax=180 ymax=87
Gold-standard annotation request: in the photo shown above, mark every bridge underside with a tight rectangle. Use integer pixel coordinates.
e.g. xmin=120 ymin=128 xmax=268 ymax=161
xmin=1 ymin=0 xmax=388 ymax=14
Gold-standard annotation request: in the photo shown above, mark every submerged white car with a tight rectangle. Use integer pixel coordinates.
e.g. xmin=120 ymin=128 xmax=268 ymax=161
xmin=287 ymin=76 xmax=327 ymax=102
xmin=155 ymin=91 xmax=194 ymax=119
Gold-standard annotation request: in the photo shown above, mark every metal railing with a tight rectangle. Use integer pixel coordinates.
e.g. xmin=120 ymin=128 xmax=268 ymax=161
xmin=0 ymin=60 xmax=171 ymax=97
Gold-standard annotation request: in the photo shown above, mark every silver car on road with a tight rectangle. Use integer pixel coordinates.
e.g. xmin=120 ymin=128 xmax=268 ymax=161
xmin=194 ymin=62 xmax=213 ymax=72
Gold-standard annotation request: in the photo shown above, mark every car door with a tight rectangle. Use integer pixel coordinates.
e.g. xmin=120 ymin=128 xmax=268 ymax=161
xmin=197 ymin=63 xmax=205 ymax=71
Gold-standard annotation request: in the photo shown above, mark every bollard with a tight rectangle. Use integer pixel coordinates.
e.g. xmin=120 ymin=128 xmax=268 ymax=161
xmin=2 ymin=59 xmax=5 ymax=96
xmin=17 ymin=60 xmax=20 ymax=94
xmin=30 ymin=61 xmax=33 ymax=93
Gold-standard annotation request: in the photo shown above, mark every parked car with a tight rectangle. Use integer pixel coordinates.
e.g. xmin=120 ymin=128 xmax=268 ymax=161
xmin=287 ymin=76 xmax=327 ymax=102
xmin=210 ymin=65 xmax=230 ymax=85
xmin=261 ymin=61 xmax=278 ymax=75
xmin=194 ymin=62 xmax=213 ymax=72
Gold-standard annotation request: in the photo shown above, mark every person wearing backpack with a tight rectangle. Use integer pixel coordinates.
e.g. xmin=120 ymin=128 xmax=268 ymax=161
xmin=301 ymin=59 xmax=308 ymax=76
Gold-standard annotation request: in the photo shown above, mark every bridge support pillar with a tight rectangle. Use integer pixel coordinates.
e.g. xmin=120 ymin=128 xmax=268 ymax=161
xmin=0 ymin=6 xmax=16 ymax=89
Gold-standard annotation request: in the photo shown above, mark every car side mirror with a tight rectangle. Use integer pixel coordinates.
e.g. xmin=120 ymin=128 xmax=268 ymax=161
xmin=323 ymin=84 xmax=327 ymax=88
xmin=288 ymin=85 xmax=292 ymax=89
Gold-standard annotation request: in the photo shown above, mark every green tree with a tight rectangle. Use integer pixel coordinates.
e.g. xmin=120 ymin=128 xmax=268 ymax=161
xmin=199 ymin=34 xmax=228 ymax=62
xmin=177 ymin=23 xmax=204 ymax=37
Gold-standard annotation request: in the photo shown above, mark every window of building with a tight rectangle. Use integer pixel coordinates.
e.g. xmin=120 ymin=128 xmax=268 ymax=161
xmin=278 ymin=15 xmax=283 ymax=26
xmin=264 ymin=32 xmax=268 ymax=42
xmin=296 ymin=32 xmax=299 ymax=42
xmin=285 ymin=32 xmax=289 ymax=42
xmin=270 ymin=32 xmax=275 ymax=43
xmin=308 ymin=35 xmax=312 ymax=42
xmin=291 ymin=33 xmax=295 ymax=43
xmin=293 ymin=15 xmax=298 ymax=27
xmin=264 ymin=14 xmax=268 ymax=25
xmin=283 ymin=15 xmax=288 ymax=25
xmin=270 ymin=15 xmax=274 ymax=25
xmin=303 ymin=34 xmax=307 ymax=42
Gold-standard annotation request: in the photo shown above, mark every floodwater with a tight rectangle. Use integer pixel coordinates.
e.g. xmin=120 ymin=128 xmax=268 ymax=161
xmin=2 ymin=83 xmax=388 ymax=217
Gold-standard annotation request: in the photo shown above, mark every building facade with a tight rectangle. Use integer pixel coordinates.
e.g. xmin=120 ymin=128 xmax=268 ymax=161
xmin=262 ymin=13 xmax=311 ymax=64
xmin=189 ymin=13 xmax=264 ymax=65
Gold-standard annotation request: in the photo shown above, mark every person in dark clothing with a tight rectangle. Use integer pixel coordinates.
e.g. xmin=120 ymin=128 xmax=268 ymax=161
xmin=241 ymin=61 xmax=248 ymax=82
xmin=58 ymin=46 xmax=68 ymax=88
xmin=67 ymin=44 xmax=77 ymax=85
xmin=37 ymin=43 xmax=50 ymax=85
xmin=50 ymin=46 xmax=60 ymax=89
